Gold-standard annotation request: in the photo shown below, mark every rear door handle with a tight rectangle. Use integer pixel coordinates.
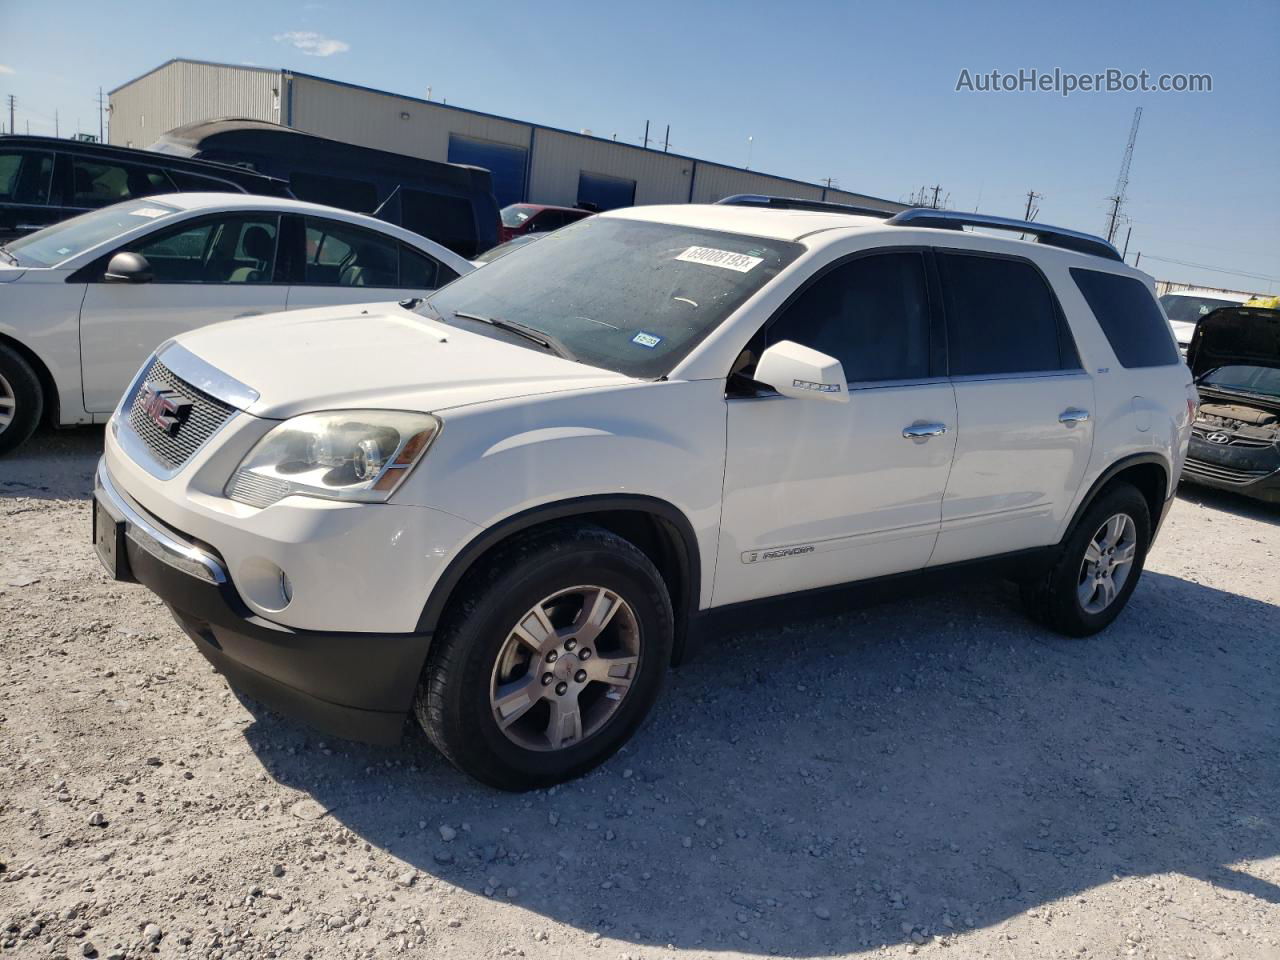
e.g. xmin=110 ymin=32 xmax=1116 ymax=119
xmin=1059 ymin=408 xmax=1091 ymax=424
xmin=902 ymin=422 xmax=948 ymax=439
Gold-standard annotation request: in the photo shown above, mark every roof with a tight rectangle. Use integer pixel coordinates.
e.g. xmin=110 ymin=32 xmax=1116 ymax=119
xmin=603 ymin=203 xmax=888 ymax=242
xmin=110 ymin=58 xmax=905 ymax=212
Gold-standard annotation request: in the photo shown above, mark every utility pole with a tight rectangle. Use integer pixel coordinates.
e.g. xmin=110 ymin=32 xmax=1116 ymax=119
xmin=1133 ymin=251 xmax=1141 ymax=268
xmin=6 ymin=95 xmax=14 ymax=138
xmin=1121 ymin=225 xmax=1132 ymax=260
xmin=1023 ymin=189 xmax=1042 ymax=221
xmin=97 ymin=86 xmax=106 ymax=142
xmin=930 ymin=184 xmax=942 ymax=209
xmin=745 ymin=135 xmax=753 ymax=170
xmin=642 ymin=120 xmax=650 ymax=150
xmin=662 ymin=124 xmax=670 ymax=152
xmin=821 ymin=177 xmax=839 ymax=189
xmin=1105 ymin=195 xmax=1123 ymax=246
xmin=55 ymin=109 xmax=59 ymax=137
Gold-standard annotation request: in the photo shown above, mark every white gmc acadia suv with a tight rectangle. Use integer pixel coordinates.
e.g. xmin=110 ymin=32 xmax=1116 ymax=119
xmin=93 ymin=196 xmax=1195 ymax=789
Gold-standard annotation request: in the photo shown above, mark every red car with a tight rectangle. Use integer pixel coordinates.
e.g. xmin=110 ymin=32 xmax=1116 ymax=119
xmin=498 ymin=203 xmax=594 ymax=242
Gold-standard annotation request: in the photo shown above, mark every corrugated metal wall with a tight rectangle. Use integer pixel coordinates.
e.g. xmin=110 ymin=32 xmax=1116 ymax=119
xmin=288 ymin=75 xmax=530 ymax=162
xmin=109 ymin=61 xmax=282 ymax=148
xmin=110 ymin=61 xmax=907 ymax=214
xmin=529 ymin=130 xmax=690 ymax=206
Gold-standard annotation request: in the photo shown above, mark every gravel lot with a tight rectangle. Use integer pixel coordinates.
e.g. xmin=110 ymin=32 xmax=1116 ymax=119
xmin=2 ymin=426 xmax=1278 ymax=960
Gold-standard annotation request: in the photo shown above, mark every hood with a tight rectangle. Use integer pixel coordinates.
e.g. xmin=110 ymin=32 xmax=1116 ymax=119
xmin=172 ymin=302 xmax=634 ymax=419
xmin=1187 ymin=307 xmax=1280 ymax=381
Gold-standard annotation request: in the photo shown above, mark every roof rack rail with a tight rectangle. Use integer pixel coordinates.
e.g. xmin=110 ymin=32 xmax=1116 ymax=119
xmin=886 ymin=208 xmax=1122 ymax=262
xmin=716 ymin=194 xmax=893 ymax=218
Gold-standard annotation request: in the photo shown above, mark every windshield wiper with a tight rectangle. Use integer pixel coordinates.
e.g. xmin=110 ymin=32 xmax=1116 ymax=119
xmin=452 ymin=310 xmax=576 ymax=361
xmin=0 ymin=245 xmax=17 ymax=266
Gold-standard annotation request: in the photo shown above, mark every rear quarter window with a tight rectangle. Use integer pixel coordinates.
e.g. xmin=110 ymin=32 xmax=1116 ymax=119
xmin=1071 ymin=269 xmax=1180 ymax=368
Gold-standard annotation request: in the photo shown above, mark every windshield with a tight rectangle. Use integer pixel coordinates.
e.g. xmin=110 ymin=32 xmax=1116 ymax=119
xmin=1201 ymin=364 xmax=1280 ymax=399
xmin=1159 ymin=294 xmax=1237 ymax=324
xmin=423 ymin=216 xmax=802 ymax=378
xmin=5 ymin=199 xmax=180 ymax=267
xmin=500 ymin=204 xmax=536 ymax=227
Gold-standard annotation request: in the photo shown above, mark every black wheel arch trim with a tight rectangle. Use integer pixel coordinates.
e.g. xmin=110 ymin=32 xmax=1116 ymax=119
xmin=414 ymin=494 xmax=701 ymax=659
xmin=1063 ymin=451 xmax=1172 ymax=544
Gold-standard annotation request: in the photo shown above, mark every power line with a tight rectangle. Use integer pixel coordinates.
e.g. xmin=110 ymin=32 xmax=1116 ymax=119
xmin=1140 ymin=254 xmax=1280 ymax=284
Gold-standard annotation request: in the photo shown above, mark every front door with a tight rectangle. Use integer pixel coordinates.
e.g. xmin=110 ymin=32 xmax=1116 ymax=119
xmin=930 ymin=251 xmax=1096 ymax=565
xmin=79 ymin=212 xmax=288 ymax=412
xmin=713 ymin=251 xmax=958 ymax=607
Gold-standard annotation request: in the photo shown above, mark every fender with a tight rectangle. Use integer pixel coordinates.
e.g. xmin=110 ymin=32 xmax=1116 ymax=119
xmin=1061 ymin=451 xmax=1173 ymax=545
xmin=414 ymin=493 xmax=701 ymax=659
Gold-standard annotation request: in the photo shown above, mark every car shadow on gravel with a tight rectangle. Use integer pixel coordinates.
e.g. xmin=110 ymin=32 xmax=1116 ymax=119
xmin=0 ymin=425 xmax=102 ymax=501
xmin=235 ymin=571 xmax=1280 ymax=955
xmin=1177 ymin=482 xmax=1280 ymax=525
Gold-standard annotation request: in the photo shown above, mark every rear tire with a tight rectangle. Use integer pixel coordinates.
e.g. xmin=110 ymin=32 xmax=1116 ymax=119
xmin=415 ymin=523 xmax=673 ymax=790
xmin=1022 ymin=482 xmax=1151 ymax=637
xmin=0 ymin=344 xmax=43 ymax=457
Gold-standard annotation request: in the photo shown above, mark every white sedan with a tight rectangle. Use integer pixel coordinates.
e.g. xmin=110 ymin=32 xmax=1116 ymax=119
xmin=0 ymin=193 xmax=473 ymax=454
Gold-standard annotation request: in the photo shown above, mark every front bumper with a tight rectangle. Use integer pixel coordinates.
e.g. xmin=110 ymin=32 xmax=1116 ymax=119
xmin=94 ymin=459 xmax=431 ymax=744
xmin=1181 ymin=437 xmax=1280 ymax=503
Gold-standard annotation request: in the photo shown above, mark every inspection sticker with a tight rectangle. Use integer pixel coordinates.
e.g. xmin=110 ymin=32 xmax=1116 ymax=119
xmin=129 ymin=207 xmax=171 ymax=219
xmin=675 ymin=245 xmax=763 ymax=273
xmin=631 ymin=331 xmax=663 ymax=348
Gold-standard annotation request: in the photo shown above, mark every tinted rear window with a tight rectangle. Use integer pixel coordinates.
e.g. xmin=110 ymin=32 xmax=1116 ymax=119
xmin=937 ymin=253 xmax=1077 ymax=376
xmin=1073 ymin=269 xmax=1179 ymax=368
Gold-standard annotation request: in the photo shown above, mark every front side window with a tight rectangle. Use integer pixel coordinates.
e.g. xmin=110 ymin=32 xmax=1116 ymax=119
xmin=304 ymin=218 xmax=400 ymax=287
xmin=71 ymin=159 xmax=173 ymax=208
xmin=5 ymin=199 xmax=181 ymax=267
xmin=0 ymin=150 xmax=55 ymax=204
xmin=938 ymin=252 xmax=1076 ymax=376
xmin=421 ymin=217 xmax=802 ymax=378
xmin=128 ymin=215 xmax=279 ymax=283
xmin=765 ymin=252 xmax=932 ymax=382
xmin=1073 ymin=269 xmax=1179 ymax=368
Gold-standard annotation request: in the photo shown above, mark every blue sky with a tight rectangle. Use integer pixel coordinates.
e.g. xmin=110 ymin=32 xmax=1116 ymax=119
xmin=3 ymin=0 xmax=1277 ymax=291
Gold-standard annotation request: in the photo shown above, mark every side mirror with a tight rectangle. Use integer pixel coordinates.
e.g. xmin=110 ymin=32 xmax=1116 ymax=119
xmin=103 ymin=251 xmax=153 ymax=284
xmin=754 ymin=340 xmax=849 ymax=404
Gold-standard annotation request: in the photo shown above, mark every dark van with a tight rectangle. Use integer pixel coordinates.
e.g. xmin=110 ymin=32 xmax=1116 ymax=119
xmin=150 ymin=119 xmax=500 ymax=259
xmin=0 ymin=135 xmax=292 ymax=242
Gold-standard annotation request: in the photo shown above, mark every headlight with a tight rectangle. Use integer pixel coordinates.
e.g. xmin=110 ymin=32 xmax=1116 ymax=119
xmin=226 ymin=411 xmax=441 ymax=507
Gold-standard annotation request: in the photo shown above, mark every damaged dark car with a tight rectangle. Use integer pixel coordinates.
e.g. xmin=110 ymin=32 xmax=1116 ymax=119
xmin=1182 ymin=305 xmax=1280 ymax=503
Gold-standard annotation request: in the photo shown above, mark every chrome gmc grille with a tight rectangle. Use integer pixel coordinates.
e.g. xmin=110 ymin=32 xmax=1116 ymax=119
xmin=126 ymin=357 xmax=236 ymax=470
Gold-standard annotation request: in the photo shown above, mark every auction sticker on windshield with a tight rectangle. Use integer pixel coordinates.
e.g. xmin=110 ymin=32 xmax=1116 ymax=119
xmin=675 ymin=246 xmax=763 ymax=273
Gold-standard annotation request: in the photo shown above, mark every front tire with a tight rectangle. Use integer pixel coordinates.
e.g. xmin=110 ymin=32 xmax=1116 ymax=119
xmin=1022 ymin=482 xmax=1151 ymax=637
xmin=0 ymin=344 xmax=43 ymax=456
xmin=415 ymin=523 xmax=673 ymax=790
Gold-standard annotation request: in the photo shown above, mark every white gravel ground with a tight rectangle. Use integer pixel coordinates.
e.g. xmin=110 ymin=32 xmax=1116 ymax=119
xmin=2 ymin=426 xmax=1278 ymax=960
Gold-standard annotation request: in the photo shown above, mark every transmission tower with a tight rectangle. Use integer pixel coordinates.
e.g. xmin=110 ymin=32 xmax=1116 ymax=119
xmin=1105 ymin=107 xmax=1142 ymax=244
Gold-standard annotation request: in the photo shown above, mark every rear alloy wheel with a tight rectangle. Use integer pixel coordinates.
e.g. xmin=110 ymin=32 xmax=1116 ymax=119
xmin=1022 ymin=481 xmax=1151 ymax=636
xmin=0 ymin=345 xmax=44 ymax=456
xmin=416 ymin=524 xmax=673 ymax=790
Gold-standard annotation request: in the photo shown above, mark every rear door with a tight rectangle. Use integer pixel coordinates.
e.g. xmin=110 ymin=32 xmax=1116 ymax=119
xmin=284 ymin=215 xmax=457 ymax=309
xmin=0 ymin=147 xmax=57 ymax=239
xmin=79 ymin=212 xmax=288 ymax=412
xmin=931 ymin=251 xmax=1095 ymax=565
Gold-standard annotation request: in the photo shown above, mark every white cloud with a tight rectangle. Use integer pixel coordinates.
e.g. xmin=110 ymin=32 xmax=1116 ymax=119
xmin=0 ymin=65 xmax=15 ymax=75
xmin=273 ymin=31 xmax=349 ymax=57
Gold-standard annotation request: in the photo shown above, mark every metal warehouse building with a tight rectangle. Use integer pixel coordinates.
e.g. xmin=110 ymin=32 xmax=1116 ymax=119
xmin=109 ymin=59 xmax=906 ymax=214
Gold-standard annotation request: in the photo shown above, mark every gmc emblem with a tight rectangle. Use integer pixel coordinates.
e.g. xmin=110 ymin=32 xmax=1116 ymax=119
xmin=139 ymin=381 xmax=192 ymax=436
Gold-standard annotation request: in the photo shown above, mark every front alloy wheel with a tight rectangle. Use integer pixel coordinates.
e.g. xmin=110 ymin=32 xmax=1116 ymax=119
xmin=490 ymin=586 xmax=641 ymax=751
xmin=416 ymin=523 xmax=673 ymax=790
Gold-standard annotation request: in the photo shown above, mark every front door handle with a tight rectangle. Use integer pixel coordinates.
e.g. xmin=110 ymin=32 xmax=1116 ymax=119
xmin=1059 ymin=408 xmax=1091 ymax=424
xmin=902 ymin=421 xmax=948 ymax=439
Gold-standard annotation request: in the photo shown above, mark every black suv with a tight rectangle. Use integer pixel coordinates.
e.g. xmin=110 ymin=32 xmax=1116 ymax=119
xmin=0 ymin=136 xmax=292 ymax=242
